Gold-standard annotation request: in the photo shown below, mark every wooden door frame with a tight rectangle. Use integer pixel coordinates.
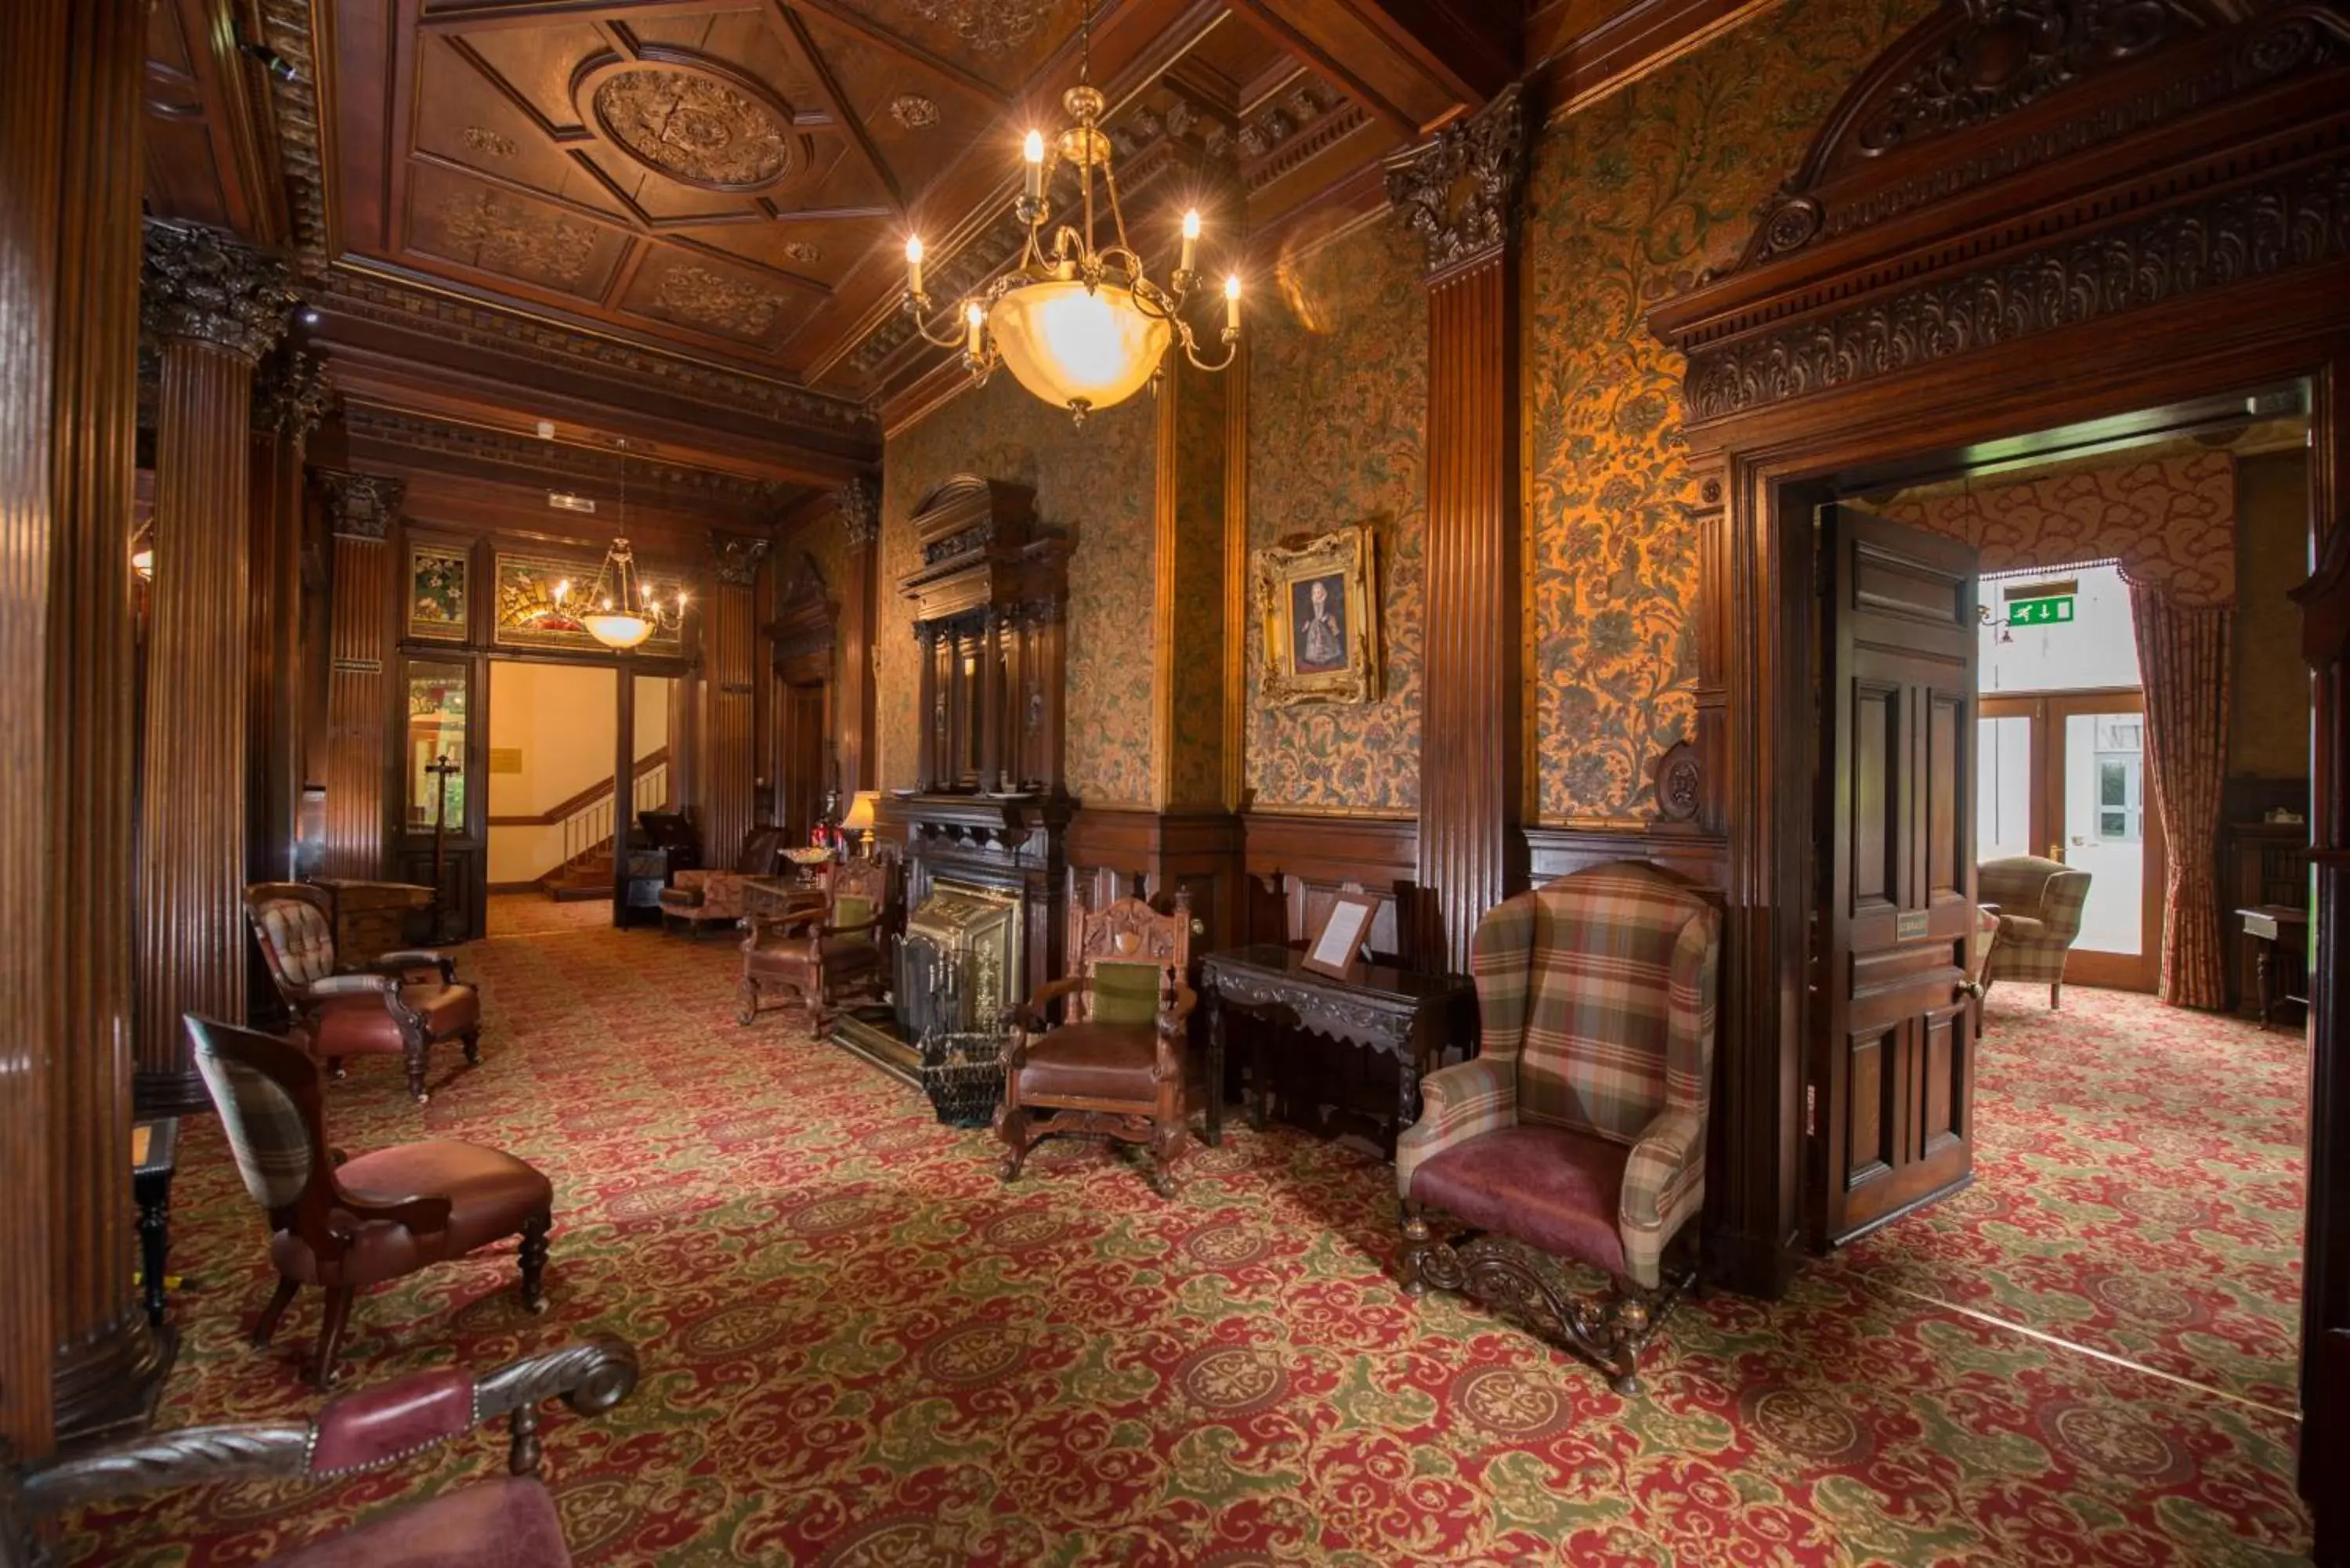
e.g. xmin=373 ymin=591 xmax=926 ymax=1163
xmin=1647 ymin=2 xmax=2348 ymax=1543
xmin=1978 ymin=688 xmax=2166 ymax=992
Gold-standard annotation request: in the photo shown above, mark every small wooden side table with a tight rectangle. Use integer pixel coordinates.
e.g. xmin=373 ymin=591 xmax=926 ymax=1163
xmin=2238 ymin=904 xmax=2310 ymax=1030
xmin=133 ymin=1117 xmax=179 ymax=1327
xmin=1196 ymin=944 xmax=1475 ymax=1158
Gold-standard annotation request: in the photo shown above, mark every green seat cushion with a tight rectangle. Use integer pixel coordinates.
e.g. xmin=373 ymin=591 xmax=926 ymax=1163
xmin=1090 ymin=960 xmax=1164 ymax=1025
xmin=833 ymin=894 xmax=873 ymax=946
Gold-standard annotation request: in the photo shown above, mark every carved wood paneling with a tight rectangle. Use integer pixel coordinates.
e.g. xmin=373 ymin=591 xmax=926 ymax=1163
xmin=324 ymin=479 xmax=398 ymax=880
xmin=0 ymin=0 xmax=67 ymax=1461
xmin=49 ymin=0 xmax=165 ymax=1439
xmin=701 ymin=553 xmax=765 ymax=869
xmin=836 ymin=478 xmax=879 ymax=798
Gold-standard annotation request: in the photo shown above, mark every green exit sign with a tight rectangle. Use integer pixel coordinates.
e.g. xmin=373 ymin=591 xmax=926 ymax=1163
xmin=2007 ymin=596 xmax=2075 ymax=625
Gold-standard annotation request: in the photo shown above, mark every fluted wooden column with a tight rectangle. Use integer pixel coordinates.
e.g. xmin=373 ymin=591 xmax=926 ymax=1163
xmin=50 ymin=0 xmax=171 ymax=1439
xmin=703 ymin=533 xmax=768 ymax=866
xmin=837 ymin=479 xmax=879 ymax=799
xmin=322 ymin=475 xmax=401 ymax=879
xmin=249 ymin=352 xmax=332 ymax=888
xmin=1391 ymin=85 xmax=1528 ymax=971
xmin=135 ymin=222 xmax=294 ymax=1113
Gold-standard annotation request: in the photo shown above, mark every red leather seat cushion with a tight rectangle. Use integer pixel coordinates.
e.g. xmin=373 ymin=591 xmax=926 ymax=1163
xmin=308 ymin=984 xmax=479 ymax=1057
xmin=1012 ymin=1021 xmax=1159 ymax=1102
xmin=273 ymin=1140 xmax=552 ymax=1288
xmin=1408 ymin=1122 xmax=1630 ymax=1277
xmin=276 ymin=1476 xmax=571 ymax=1568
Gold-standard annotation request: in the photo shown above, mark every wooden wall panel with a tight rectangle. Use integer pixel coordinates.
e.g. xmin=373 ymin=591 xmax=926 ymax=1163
xmin=324 ymin=506 xmax=394 ymax=878
xmin=701 ymin=553 xmax=764 ymax=870
xmin=1067 ymin=807 xmax=1245 ymax=956
xmin=837 ymin=480 xmax=879 ymax=799
xmin=0 ymin=0 xmax=67 ymax=1461
xmin=50 ymin=0 xmax=164 ymax=1438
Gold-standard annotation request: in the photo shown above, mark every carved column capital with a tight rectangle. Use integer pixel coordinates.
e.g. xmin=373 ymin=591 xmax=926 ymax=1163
xmin=837 ymin=476 xmax=880 ymax=548
xmin=140 ymin=221 xmax=298 ymax=362
xmin=710 ymin=532 xmax=769 ymax=587
xmin=1384 ymin=83 xmax=1528 ymax=276
xmin=321 ymin=473 xmax=404 ymax=540
xmin=253 ymin=347 xmax=334 ymax=439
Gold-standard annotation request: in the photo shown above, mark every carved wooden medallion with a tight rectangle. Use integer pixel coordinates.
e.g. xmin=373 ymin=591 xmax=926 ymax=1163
xmin=592 ymin=68 xmax=793 ymax=191
xmin=656 ymin=263 xmax=785 ymax=338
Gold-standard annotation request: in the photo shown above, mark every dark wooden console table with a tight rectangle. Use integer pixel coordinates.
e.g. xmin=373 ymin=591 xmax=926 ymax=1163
xmin=1197 ymin=944 xmax=1475 ymax=1158
xmin=2238 ymin=903 xmax=2310 ymax=1031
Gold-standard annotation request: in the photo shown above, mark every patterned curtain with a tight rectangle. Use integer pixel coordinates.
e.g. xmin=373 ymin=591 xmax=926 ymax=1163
xmin=2128 ymin=584 xmax=2232 ymax=1008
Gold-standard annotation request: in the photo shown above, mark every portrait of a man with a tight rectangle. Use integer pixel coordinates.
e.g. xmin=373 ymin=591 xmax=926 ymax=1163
xmin=1292 ymin=574 xmax=1348 ymax=672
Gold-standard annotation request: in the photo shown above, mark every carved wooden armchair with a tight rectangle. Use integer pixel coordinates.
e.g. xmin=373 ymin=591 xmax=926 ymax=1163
xmin=189 ymin=1016 xmax=555 ymax=1389
xmin=245 ymin=881 xmax=479 ymax=1104
xmin=4 ymin=1339 xmax=636 ymax=1568
xmin=1977 ymin=854 xmax=2095 ymax=1008
xmin=996 ymin=891 xmax=1195 ymax=1198
xmin=736 ymin=855 xmax=895 ymax=1029
xmin=1398 ymin=862 xmax=1719 ymax=1394
xmin=659 ymin=826 xmax=786 ymax=935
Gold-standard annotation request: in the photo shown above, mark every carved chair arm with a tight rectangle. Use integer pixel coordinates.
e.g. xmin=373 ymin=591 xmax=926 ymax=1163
xmin=1394 ymin=1056 xmax=1518 ymax=1198
xmin=305 ymin=973 xmax=396 ymax=1000
xmin=1618 ymin=1107 xmax=1707 ymax=1291
xmin=369 ymin=949 xmax=457 ymax=985
xmin=15 ymin=1338 xmax=639 ymax=1516
xmin=1000 ymin=975 xmax=1090 ymax=1035
xmin=1159 ymin=980 xmax=1198 ymax=1037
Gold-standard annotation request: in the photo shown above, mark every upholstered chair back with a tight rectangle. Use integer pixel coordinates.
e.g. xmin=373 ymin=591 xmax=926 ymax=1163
xmin=736 ymin=826 xmax=787 ymax=876
xmin=830 ymin=858 xmax=891 ymax=947
xmin=246 ymin=883 xmax=338 ymax=992
xmin=1979 ymin=854 xmax=2092 ymax=941
xmin=1470 ymin=862 xmax=1720 ymax=1146
xmin=1067 ymin=891 xmax=1192 ymax=1026
xmin=189 ymin=1015 xmax=324 ymax=1217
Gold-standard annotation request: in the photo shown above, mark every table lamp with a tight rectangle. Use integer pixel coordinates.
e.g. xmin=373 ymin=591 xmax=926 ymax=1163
xmin=840 ymin=790 xmax=879 ymax=858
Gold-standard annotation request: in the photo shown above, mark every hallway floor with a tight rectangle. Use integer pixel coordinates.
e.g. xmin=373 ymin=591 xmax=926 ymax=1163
xmin=61 ymin=943 xmax=2313 ymax=1566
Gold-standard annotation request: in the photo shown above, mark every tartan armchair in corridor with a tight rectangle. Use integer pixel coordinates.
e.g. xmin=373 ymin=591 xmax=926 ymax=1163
xmin=1979 ymin=855 xmax=2096 ymax=1010
xmin=1399 ymin=862 xmax=1720 ymax=1394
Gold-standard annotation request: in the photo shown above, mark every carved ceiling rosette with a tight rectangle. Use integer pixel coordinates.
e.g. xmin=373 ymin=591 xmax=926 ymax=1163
xmin=587 ymin=62 xmax=799 ymax=193
xmin=322 ymin=474 xmax=405 ymax=541
xmin=711 ymin=532 xmax=771 ymax=587
xmin=837 ymin=477 xmax=880 ymax=548
xmin=1384 ymin=83 xmax=1527 ymax=276
xmin=140 ymin=221 xmax=300 ymax=363
xmin=254 ymin=347 xmax=336 ymax=439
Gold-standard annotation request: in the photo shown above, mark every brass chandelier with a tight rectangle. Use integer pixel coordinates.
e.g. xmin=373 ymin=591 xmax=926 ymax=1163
xmin=544 ymin=440 xmax=687 ymax=651
xmin=899 ymin=0 xmax=1239 ymax=425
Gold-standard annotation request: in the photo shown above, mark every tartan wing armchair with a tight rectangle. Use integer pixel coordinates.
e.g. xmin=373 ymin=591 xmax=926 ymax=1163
xmin=1398 ymin=861 xmax=1719 ymax=1394
xmin=1977 ymin=854 xmax=2093 ymax=1009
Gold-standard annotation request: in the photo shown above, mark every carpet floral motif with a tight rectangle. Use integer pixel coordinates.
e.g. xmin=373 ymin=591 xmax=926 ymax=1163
xmin=62 ymin=930 xmax=2313 ymax=1566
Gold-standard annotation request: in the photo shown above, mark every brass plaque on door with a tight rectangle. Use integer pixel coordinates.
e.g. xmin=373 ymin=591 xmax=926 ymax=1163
xmin=1896 ymin=910 xmax=1929 ymax=941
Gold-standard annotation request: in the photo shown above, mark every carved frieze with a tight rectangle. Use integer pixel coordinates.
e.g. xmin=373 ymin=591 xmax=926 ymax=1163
xmin=710 ymin=533 xmax=771 ymax=588
xmin=438 ymin=190 xmax=598 ymax=287
xmin=655 ymin=263 xmax=786 ymax=338
xmin=1385 ymin=84 xmax=1527 ymax=275
xmin=322 ymin=474 xmax=406 ymax=541
xmin=463 ymin=126 xmax=519 ymax=158
xmin=140 ymin=222 xmax=298 ymax=363
xmin=837 ymin=477 xmax=880 ymax=548
xmin=253 ymin=348 xmax=335 ymax=438
xmin=1687 ymin=155 xmax=2350 ymax=421
xmin=897 ymin=0 xmax=1053 ymax=53
xmin=258 ymin=0 xmax=327 ymax=277
xmin=593 ymin=69 xmax=794 ymax=191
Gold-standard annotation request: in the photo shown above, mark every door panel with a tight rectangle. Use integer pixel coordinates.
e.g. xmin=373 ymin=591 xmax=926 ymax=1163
xmin=1816 ymin=505 xmax=1980 ymax=1245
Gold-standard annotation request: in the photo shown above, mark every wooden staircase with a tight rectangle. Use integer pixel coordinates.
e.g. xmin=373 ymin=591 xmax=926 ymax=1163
xmin=490 ymin=750 xmax=670 ymax=901
xmin=537 ymin=845 xmax=616 ymax=901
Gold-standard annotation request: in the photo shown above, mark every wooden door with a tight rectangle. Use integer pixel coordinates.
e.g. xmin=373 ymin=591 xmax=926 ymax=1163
xmin=779 ymin=681 xmax=827 ymax=844
xmin=1813 ymin=505 xmax=1980 ymax=1245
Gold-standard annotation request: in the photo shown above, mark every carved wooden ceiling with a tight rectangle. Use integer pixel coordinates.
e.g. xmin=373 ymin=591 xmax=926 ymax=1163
xmin=141 ymin=0 xmax=1698 ymax=501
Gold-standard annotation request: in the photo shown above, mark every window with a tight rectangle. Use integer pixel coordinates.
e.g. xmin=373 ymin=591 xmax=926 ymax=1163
xmin=2092 ymin=714 xmax=2143 ymax=844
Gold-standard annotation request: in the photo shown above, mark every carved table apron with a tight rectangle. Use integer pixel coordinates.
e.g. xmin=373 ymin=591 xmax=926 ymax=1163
xmin=1197 ymin=944 xmax=1474 ymax=1159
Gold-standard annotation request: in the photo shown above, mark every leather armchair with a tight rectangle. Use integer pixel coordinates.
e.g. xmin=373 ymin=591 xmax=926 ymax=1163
xmin=246 ymin=881 xmax=479 ymax=1104
xmin=1977 ymin=854 xmax=2094 ymax=1008
xmin=996 ymin=891 xmax=1195 ymax=1198
xmin=659 ymin=826 xmax=786 ymax=935
xmin=5 ymin=1339 xmax=636 ymax=1568
xmin=737 ymin=857 xmax=895 ymax=1029
xmin=1397 ymin=861 xmax=1719 ymax=1395
xmin=188 ymin=1016 xmax=555 ymax=1389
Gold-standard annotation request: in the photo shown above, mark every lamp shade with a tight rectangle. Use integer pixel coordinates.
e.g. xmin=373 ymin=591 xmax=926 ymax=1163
xmin=582 ymin=610 xmax=655 ymax=650
xmin=840 ymin=790 xmax=880 ymax=833
xmin=989 ymin=280 xmax=1171 ymax=413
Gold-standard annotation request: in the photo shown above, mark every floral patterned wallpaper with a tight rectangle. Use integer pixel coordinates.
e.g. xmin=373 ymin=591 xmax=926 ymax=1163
xmin=878 ymin=374 xmax=1158 ymax=804
xmin=1243 ymin=217 xmax=1426 ymax=812
xmin=1876 ymin=450 xmax=2239 ymax=606
xmin=1524 ymin=0 xmax=1932 ymax=821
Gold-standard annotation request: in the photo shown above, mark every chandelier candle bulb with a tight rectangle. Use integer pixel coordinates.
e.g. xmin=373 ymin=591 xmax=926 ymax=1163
xmin=965 ymin=300 xmax=985 ymax=357
xmin=1225 ymin=273 xmax=1241 ymax=333
xmin=905 ymin=234 xmax=924 ymax=298
xmin=1180 ymin=209 xmax=1200 ymax=275
xmin=1023 ymin=130 xmax=1047 ymax=200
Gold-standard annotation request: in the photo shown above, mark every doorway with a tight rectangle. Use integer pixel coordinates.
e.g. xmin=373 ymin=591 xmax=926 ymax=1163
xmin=777 ymin=677 xmax=826 ymax=844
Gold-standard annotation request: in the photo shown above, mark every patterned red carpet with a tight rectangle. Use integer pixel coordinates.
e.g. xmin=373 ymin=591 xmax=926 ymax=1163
xmin=483 ymin=893 xmax=618 ymax=938
xmin=64 ymin=932 xmax=2313 ymax=1566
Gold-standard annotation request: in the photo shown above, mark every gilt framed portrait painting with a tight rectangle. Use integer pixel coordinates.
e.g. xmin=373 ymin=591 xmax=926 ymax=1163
xmin=1254 ymin=521 xmax=1379 ymax=706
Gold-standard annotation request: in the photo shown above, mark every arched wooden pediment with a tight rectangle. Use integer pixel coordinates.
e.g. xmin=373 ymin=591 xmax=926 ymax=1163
xmin=768 ymin=550 xmax=837 ymax=665
xmin=1650 ymin=0 xmax=2350 ymax=421
xmin=908 ymin=475 xmax=1039 ymax=565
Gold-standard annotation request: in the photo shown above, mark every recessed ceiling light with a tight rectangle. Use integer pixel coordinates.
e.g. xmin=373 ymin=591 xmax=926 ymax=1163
xmin=536 ymin=420 xmax=555 ymax=439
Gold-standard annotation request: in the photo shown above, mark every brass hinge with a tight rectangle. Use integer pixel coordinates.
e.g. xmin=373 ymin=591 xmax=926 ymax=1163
xmin=1804 ymin=1082 xmax=1818 ymax=1138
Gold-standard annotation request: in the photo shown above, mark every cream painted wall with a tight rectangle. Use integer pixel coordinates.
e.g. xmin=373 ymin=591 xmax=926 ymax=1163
xmin=486 ymin=663 xmax=673 ymax=885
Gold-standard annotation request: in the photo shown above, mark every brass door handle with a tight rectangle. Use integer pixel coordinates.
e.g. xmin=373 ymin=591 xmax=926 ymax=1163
xmin=1957 ymin=978 xmax=1983 ymax=1000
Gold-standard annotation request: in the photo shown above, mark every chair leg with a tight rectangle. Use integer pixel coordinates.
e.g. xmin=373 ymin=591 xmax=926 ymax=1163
xmin=404 ymin=1045 xmax=430 ymax=1104
xmin=737 ymin=978 xmax=761 ymax=1027
xmin=2050 ymin=979 xmax=2063 ymax=1010
xmin=996 ymin=1107 xmax=1031 ymax=1183
xmin=518 ymin=1210 xmax=551 ymax=1313
xmin=326 ymin=1057 xmax=346 ymax=1079
xmin=1147 ymin=1117 xmax=1185 ymax=1201
xmin=1399 ymin=1205 xmax=1430 ymax=1299
xmin=251 ymin=1277 xmax=298 ymax=1347
xmin=1603 ymin=1280 xmax=1653 ymax=1398
xmin=309 ymin=1285 xmax=354 ymax=1389
xmin=461 ymin=1028 xmax=482 ymax=1067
